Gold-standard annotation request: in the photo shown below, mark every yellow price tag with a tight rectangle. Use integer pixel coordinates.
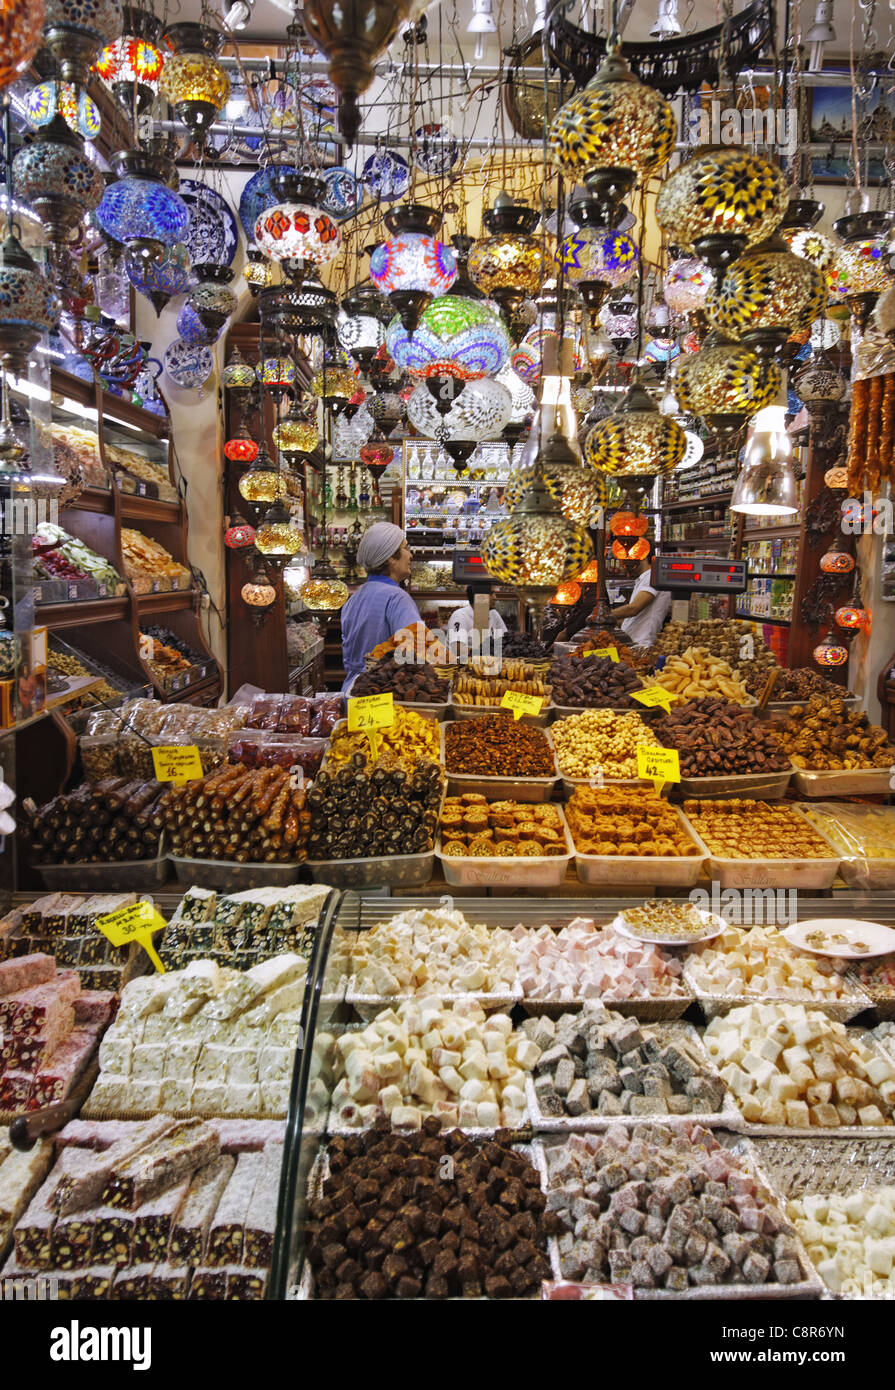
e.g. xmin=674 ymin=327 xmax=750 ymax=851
xmin=95 ymin=901 xmax=166 ymax=973
xmin=583 ymin=647 xmax=619 ymax=662
xmin=151 ymin=744 xmax=203 ymax=786
xmin=631 ymin=686 xmax=679 ymax=713
xmin=348 ymin=692 xmax=395 ymax=762
xmin=347 ymin=692 xmax=395 ymax=733
xmin=636 ymin=745 xmax=681 ymax=794
xmin=500 ymin=690 xmax=544 ymax=721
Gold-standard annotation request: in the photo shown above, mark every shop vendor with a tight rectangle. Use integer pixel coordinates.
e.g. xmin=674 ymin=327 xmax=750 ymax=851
xmin=340 ymin=522 xmax=422 ymax=692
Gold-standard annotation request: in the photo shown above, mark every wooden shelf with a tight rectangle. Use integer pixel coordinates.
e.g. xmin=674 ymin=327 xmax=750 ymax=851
xmin=64 ymin=487 xmax=114 ymax=516
xmin=120 ymin=494 xmax=183 ymax=524
xmin=36 ymin=596 xmax=130 ymax=630
xmin=136 ymin=589 xmax=199 ymax=616
xmin=738 ymin=613 xmax=792 ymax=625
xmin=662 ymin=491 xmax=734 ymax=511
xmin=741 ymin=524 xmax=801 ymax=540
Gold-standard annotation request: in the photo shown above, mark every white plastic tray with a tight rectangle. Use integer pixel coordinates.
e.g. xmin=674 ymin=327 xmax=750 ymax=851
xmin=449 ymin=696 xmax=551 ymax=727
xmin=436 ymin=809 xmax=574 ymax=888
xmin=677 ymin=766 xmax=792 ymax=800
xmin=791 ymin=766 xmax=894 ymax=797
xmin=306 ymin=847 xmax=435 ymax=889
xmin=698 ymin=807 xmax=842 ymax=890
xmin=572 ymin=806 xmax=708 ymax=887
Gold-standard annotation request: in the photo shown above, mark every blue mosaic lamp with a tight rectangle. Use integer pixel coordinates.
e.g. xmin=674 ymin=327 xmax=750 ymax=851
xmin=97 ymin=148 xmax=188 ymax=266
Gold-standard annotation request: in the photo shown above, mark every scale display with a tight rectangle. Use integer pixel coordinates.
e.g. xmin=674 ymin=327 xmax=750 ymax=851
xmin=652 ymin=556 xmax=748 ymax=594
xmin=452 ymin=549 xmax=495 ymax=587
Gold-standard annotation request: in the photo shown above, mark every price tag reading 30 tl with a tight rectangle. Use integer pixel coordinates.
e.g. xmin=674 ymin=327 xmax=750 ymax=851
xmin=151 ymin=744 xmax=203 ymax=786
xmin=500 ymin=690 xmax=544 ymax=721
xmin=636 ymin=745 xmax=680 ymax=795
xmin=96 ymin=900 xmax=166 ymax=973
xmin=347 ymin=692 xmax=395 ymax=759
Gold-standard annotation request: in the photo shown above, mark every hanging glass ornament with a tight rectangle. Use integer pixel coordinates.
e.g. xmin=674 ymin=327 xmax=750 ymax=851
xmin=224 ymin=518 xmax=256 ymax=550
xmin=557 ymin=227 xmax=638 ymax=292
xmin=584 ymin=381 xmax=687 ymax=478
xmin=337 ymin=284 xmax=387 ymax=365
xmin=96 ymin=149 xmax=188 ymax=265
xmin=12 ymin=115 xmax=105 ymax=250
xmin=482 ymin=463 xmax=594 ymax=591
xmin=674 ymin=334 xmax=781 ymax=436
xmin=42 ymin=0 xmax=122 ymax=87
xmin=0 ymin=234 xmax=62 ymax=373
xmin=467 ymin=193 xmax=543 ymax=318
xmin=25 ymin=81 xmax=101 ymax=140
xmin=311 ymin=349 xmax=358 ymax=413
xmin=505 ymin=457 xmax=602 ymax=526
xmin=707 ymin=233 xmax=827 ymax=356
xmin=656 ymin=149 xmax=788 ymax=280
xmin=663 ymin=256 xmax=712 ymax=315
xmin=254 ymin=498 xmax=303 ymax=568
xmin=160 ymin=22 xmax=230 ymax=150
xmin=185 ymin=262 xmax=236 ymax=340
xmin=301 ymin=0 xmax=410 ymax=147
xmin=253 ymin=172 xmax=341 ymax=269
xmin=386 ymin=295 xmax=510 ymax=380
xmin=548 ymin=41 xmax=676 ymax=194
xmin=95 ymin=8 xmax=164 ymax=115
xmin=407 ymin=378 xmax=512 ymax=441
xmin=257 ymin=356 xmax=295 ymax=392
xmin=223 ymin=429 xmax=259 ymax=463
xmin=0 ymin=0 xmax=45 ymax=91
xmin=835 ymin=605 xmax=868 ymax=631
xmin=237 ymin=446 xmax=287 ymax=512
xmin=813 ymin=632 xmax=849 ymax=666
xmin=369 ymin=204 xmax=457 ymax=332
xmin=125 ymin=240 xmax=190 ymax=316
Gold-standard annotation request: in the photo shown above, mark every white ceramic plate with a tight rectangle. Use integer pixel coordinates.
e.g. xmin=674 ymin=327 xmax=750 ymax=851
xmin=611 ymin=907 xmax=727 ymax=948
xmin=784 ymin=918 xmax=895 ymax=959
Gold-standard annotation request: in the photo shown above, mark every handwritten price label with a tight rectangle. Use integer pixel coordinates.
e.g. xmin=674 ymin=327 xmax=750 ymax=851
xmin=631 ymin=686 xmax=679 ymax=713
xmin=151 ymin=745 xmax=203 ymax=785
xmin=583 ymin=647 xmax=619 ymax=662
xmin=636 ymin=745 xmax=680 ymax=793
xmin=348 ymin=692 xmax=395 ymax=760
xmin=500 ymin=690 xmax=544 ymax=720
xmin=95 ymin=900 xmax=166 ymax=973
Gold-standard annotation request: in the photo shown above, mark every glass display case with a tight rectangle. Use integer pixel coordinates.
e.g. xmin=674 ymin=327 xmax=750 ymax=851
xmin=402 ymin=439 xmax=518 ymax=552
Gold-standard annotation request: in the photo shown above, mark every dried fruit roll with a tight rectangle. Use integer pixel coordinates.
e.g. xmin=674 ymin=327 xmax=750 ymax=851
xmin=881 ymin=373 xmax=895 ymax=481
xmin=847 ymin=376 xmax=869 ymax=491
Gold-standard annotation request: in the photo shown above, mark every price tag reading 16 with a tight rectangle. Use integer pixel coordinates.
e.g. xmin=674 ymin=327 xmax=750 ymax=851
xmin=95 ymin=901 xmax=166 ymax=973
xmin=151 ymin=744 xmax=203 ymax=786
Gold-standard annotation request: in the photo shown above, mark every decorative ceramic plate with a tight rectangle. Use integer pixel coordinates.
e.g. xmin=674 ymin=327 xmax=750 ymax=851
xmin=322 ymin=166 xmax=364 ymax=218
xmin=179 ymin=179 xmax=239 ymax=266
xmin=362 ymin=149 xmax=411 ymax=202
xmin=164 ymin=338 xmax=214 ymax=391
xmin=238 ymin=164 xmax=300 ymax=240
xmin=414 ymin=124 xmax=459 ymax=174
xmin=784 ymin=919 xmax=895 ymax=959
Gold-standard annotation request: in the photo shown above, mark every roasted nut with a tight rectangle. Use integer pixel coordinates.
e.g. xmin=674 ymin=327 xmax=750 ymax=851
xmin=551 ymin=709 xmax=654 ymax=779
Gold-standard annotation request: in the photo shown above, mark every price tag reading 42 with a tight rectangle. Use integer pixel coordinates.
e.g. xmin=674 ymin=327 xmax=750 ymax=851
xmin=151 ymin=744 xmax=203 ymax=785
xmin=637 ymin=745 xmax=681 ymax=793
xmin=95 ymin=901 xmax=166 ymax=974
xmin=500 ymin=690 xmax=544 ymax=721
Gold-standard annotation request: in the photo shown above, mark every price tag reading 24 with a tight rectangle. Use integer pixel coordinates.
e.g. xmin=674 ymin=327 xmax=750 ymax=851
xmin=636 ymin=745 xmax=681 ymax=794
xmin=95 ymin=900 xmax=166 ymax=974
xmin=500 ymin=690 xmax=544 ymax=721
xmin=347 ymin=692 xmax=395 ymax=759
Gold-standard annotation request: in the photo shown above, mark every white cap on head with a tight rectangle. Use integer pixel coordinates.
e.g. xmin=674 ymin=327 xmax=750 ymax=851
xmin=357 ymin=521 xmax=407 ymax=573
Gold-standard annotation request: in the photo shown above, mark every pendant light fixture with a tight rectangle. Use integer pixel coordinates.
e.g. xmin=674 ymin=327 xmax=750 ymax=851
xmin=301 ymin=0 xmax=410 ymax=146
xmin=125 ymin=239 xmax=191 ymax=315
xmin=96 ymin=147 xmax=189 ymax=265
xmin=467 ymin=192 xmax=543 ymax=319
xmin=160 ymin=22 xmax=230 ymax=151
xmin=12 ymin=114 xmax=106 ymax=250
xmin=95 ymin=6 xmax=165 ymax=117
xmin=42 ymin=0 xmax=123 ymax=88
xmin=730 ymin=377 xmax=798 ymax=516
xmin=369 ymin=204 xmax=458 ymax=333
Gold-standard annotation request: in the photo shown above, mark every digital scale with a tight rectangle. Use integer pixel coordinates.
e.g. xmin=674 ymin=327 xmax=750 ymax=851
xmin=452 ymin=549 xmax=495 ymax=591
xmin=651 ymin=555 xmax=748 ymax=595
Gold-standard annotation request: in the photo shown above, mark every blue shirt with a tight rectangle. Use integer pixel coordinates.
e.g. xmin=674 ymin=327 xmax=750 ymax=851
xmin=339 ymin=575 xmax=421 ymax=692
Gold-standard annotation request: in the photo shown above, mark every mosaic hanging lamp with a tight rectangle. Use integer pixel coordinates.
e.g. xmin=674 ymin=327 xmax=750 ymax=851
xmin=0 ymin=0 xmax=46 ymax=91
xmin=160 ymin=22 xmax=230 ymax=151
xmin=369 ymin=204 xmax=458 ymax=333
xmin=42 ymin=0 xmax=123 ymax=87
xmin=707 ymin=232 xmax=827 ymax=359
xmin=386 ymin=295 xmax=510 ymax=381
xmin=12 ymin=115 xmax=105 ymax=249
xmin=95 ymin=5 xmax=164 ymax=116
xmin=302 ymin=0 xmax=409 ymax=147
xmin=96 ymin=148 xmax=188 ymax=265
xmin=0 ymin=233 xmax=62 ymax=373
xmin=467 ymin=192 xmax=543 ymax=319
xmin=253 ymin=172 xmax=342 ymax=271
xmin=126 ymin=239 xmax=191 ymax=315
xmin=584 ymin=380 xmax=687 ymax=478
